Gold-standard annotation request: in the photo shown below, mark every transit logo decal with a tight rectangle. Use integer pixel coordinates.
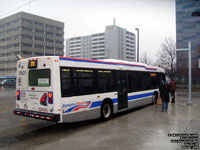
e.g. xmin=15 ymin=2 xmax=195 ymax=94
xmin=63 ymin=101 xmax=92 ymax=114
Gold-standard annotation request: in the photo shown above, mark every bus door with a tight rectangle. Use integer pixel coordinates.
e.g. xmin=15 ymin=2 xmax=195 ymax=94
xmin=117 ymin=71 xmax=128 ymax=110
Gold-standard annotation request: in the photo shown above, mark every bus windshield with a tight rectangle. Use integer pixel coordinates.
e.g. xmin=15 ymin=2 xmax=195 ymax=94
xmin=29 ymin=69 xmax=51 ymax=86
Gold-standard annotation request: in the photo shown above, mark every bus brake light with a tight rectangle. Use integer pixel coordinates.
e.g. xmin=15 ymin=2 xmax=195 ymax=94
xmin=16 ymin=90 xmax=20 ymax=100
xmin=48 ymin=92 xmax=53 ymax=104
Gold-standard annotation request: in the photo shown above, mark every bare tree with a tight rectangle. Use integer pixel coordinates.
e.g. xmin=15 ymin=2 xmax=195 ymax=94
xmin=156 ymin=37 xmax=176 ymax=78
xmin=140 ymin=52 xmax=153 ymax=65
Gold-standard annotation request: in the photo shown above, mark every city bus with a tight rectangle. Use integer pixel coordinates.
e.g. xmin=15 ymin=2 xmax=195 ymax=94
xmin=14 ymin=56 xmax=165 ymax=123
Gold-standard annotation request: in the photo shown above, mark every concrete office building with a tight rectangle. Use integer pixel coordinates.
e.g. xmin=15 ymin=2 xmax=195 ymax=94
xmin=176 ymin=0 xmax=200 ymax=85
xmin=66 ymin=23 xmax=136 ymax=62
xmin=0 ymin=11 xmax=64 ymax=76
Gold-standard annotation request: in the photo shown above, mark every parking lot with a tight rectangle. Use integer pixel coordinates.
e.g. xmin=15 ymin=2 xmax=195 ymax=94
xmin=0 ymin=87 xmax=199 ymax=150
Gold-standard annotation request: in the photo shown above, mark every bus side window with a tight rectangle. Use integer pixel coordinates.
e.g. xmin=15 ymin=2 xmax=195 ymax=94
xmin=98 ymin=70 xmax=115 ymax=93
xmin=128 ymin=72 xmax=135 ymax=92
xmin=73 ymin=69 xmax=95 ymax=96
xmin=150 ymin=73 xmax=158 ymax=89
xmin=142 ymin=72 xmax=149 ymax=90
xmin=61 ymin=68 xmax=72 ymax=97
xmin=135 ymin=72 xmax=142 ymax=91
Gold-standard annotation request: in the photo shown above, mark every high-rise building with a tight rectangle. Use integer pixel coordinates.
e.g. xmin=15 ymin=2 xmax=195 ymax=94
xmin=66 ymin=24 xmax=136 ymax=62
xmin=0 ymin=12 xmax=64 ymax=76
xmin=176 ymin=0 xmax=200 ymax=84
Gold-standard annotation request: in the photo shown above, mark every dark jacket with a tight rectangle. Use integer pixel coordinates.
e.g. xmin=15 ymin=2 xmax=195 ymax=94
xmin=169 ymin=80 xmax=176 ymax=91
xmin=160 ymin=85 xmax=170 ymax=102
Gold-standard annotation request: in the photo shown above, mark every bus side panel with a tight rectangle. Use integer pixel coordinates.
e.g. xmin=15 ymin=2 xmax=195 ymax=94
xmin=61 ymin=93 xmax=111 ymax=123
xmin=62 ymin=107 xmax=101 ymax=123
xmin=113 ymin=90 xmax=155 ymax=114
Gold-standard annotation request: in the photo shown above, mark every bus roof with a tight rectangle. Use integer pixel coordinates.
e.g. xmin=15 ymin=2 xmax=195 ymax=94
xmin=18 ymin=56 xmax=164 ymax=73
xmin=59 ymin=56 xmax=165 ymax=73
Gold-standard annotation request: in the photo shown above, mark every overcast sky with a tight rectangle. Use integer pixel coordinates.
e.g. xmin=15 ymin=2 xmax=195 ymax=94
xmin=0 ymin=0 xmax=176 ymax=59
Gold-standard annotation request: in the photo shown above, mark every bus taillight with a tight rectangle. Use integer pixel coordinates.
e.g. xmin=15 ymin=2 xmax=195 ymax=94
xmin=40 ymin=93 xmax=47 ymax=106
xmin=16 ymin=90 xmax=20 ymax=100
xmin=48 ymin=92 xmax=53 ymax=104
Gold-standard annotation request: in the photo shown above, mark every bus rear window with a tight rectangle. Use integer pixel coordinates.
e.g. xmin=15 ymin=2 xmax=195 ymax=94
xmin=29 ymin=69 xmax=51 ymax=86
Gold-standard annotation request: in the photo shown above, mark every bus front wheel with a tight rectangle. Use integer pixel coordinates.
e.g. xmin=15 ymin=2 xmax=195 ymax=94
xmin=152 ymin=93 xmax=158 ymax=104
xmin=101 ymin=102 xmax=112 ymax=121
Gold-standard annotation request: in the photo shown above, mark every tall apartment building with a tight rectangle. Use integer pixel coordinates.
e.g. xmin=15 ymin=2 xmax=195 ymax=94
xmin=176 ymin=0 xmax=200 ymax=84
xmin=66 ymin=24 xmax=135 ymax=62
xmin=0 ymin=11 xmax=64 ymax=76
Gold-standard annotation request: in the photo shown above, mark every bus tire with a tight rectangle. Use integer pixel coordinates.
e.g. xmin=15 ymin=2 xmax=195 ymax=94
xmin=152 ymin=92 xmax=158 ymax=104
xmin=101 ymin=101 xmax=113 ymax=121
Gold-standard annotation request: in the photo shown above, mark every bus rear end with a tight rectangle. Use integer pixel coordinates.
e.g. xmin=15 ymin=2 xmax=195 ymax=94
xmin=14 ymin=56 xmax=61 ymax=122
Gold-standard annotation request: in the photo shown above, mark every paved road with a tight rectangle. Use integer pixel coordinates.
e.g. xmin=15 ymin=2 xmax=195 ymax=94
xmin=0 ymin=87 xmax=199 ymax=150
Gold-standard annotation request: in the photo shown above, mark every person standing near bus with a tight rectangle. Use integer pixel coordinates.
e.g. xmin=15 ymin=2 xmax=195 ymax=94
xmin=160 ymin=83 xmax=170 ymax=112
xmin=169 ymin=78 xmax=176 ymax=103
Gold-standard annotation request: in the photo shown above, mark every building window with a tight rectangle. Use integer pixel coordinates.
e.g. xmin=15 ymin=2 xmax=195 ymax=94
xmin=55 ymin=26 xmax=63 ymax=31
xmin=0 ymin=38 xmax=5 ymax=43
xmin=6 ymin=21 xmax=13 ymax=26
xmin=21 ymin=43 xmax=32 ymax=47
xmin=55 ymin=47 xmax=63 ymax=51
xmin=34 ymin=44 xmax=44 ymax=49
xmin=22 ymin=26 xmax=33 ymax=32
xmin=0 ymin=31 xmax=5 ymax=35
xmin=34 ymin=29 xmax=44 ymax=34
xmin=45 ymin=24 xmax=54 ymax=29
xmin=21 ymin=34 xmax=33 ymax=40
xmin=6 ymin=37 xmax=12 ymax=41
xmin=35 ymin=52 xmax=44 ymax=56
xmin=183 ymin=3 xmax=195 ymax=9
xmin=14 ymin=19 xmax=20 ymax=24
xmin=34 ymin=36 xmax=44 ymax=41
xmin=0 ymin=46 xmax=5 ymax=50
xmin=0 ymin=24 xmax=5 ymax=29
xmin=34 ymin=21 xmax=44 ymax=26
xmin=14 ymin=27 xmax=20 ymax=32
xmin=126 ymin=56 xmax=134 ymax=59
xmin=55 ymin=40 xmax=63 ymax=44
xmin=55 ymin=33 xmax=62 ymax=37
xmin=6 ymin=29 xmax=13 ymax=34
xmin=45 ymin=38 xmax=54 ymax=43
xmin=45 ymin=46 xmax=54 ymax=50
xmin=6 ymin=44 xmax=12 ymax=49
xmin=21 ymin=18 xmax=33 ymax=24
xmin=13 ymin=35 xmax=20 ymax=40
xmin=45 ymin=53 xmax=54 ymax=56
xmin=45 ymin=31 xmax=54 ymax=36
xmin=22 ymin=51 xmax=33 ymax=55
xmin=13 ymin=43 xmax=20 ymax=47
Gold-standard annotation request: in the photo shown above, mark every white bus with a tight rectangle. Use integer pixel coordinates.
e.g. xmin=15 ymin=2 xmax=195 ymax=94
xmin=14 ymin=56 xmax=165 ymax=123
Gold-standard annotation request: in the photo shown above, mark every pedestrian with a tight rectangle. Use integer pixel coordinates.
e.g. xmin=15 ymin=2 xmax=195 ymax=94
xmin=169 ymin=78 xmax=176 ymax=103
xmin=160 ymin=83 xmax=170 ymax=112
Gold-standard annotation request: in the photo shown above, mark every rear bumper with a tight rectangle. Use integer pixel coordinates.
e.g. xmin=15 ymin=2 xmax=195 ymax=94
xmin=13 ymin=108 xmax=60 ymax=122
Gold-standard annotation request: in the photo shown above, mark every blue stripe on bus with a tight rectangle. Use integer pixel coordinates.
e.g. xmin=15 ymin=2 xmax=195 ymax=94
xmin=90 ymin=92 xmax=153 ymax=109
xmin=59 ymin=57 xmax=157 ymax=71
xmin=90 ymin=101 xmax=103 ymax=108
xmin=128 ymin=92 xmax=153 ymax=101
xmin=112 ymin=98 xmax=118 ymax=104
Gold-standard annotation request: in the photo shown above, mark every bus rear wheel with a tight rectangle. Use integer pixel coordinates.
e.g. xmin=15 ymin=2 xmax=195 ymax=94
xmin=101 ymin=102 xmax=112 ymax=121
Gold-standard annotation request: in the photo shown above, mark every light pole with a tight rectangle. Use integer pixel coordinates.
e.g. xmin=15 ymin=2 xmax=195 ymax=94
xmin=135 ymin=28 xmax=139 ymax=62
xmin=176 ymin=41 xmax=192 ymax=105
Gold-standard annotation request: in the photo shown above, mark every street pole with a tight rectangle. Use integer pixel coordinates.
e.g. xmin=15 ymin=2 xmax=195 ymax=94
xmin=135 ymin=28 xmax=139 ymax=62
xmin=176 ymin=41 xmax=192 ymax=105
xmin=187 ymin=41 xmax=192 ymax=105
